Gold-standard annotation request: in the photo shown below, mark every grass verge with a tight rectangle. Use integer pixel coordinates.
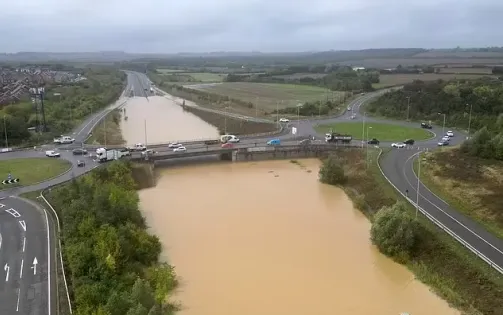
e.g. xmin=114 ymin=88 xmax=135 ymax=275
xmin=0 ymin=158 xmax=71 ymax=188
xmin=314 ymin=121 xmax=433 ymax=141
xmin=182 ymin=105 xmax=280 ymax=135
xmin=329 ymin=148 xmax=503 ymax=314
xmin=85 ymin=109 xmax=125 ymax=145
xmin=413 ymin=147 xmax=503 ymax=239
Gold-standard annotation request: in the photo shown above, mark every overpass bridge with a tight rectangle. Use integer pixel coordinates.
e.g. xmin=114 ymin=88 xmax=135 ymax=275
xmin=128 ymin=143 xmax=355 ymax=164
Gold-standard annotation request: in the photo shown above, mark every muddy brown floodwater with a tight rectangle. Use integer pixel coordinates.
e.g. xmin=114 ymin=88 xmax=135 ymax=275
xmin=120 ymin=96 xmax=220 ymax=144
xmin=139 ymin=160 xmax=459 ymax=315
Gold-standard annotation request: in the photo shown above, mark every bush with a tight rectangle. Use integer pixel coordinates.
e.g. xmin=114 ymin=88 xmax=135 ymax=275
xmin=370 ymin=202 xmax=418 ymax=261
xmin=319 ymin=156 xmax=347 ymax=185
xmin=47 ymin=161 xmax=178 ymax=314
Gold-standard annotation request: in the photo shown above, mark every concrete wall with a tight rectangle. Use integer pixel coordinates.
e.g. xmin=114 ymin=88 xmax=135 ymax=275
xmin=233 ymin=148 xmax=334 ymax=162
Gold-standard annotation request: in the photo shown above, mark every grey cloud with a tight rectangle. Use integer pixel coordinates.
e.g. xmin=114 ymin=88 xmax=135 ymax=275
xmin=0 ymin=0 xmax=502 ymax=53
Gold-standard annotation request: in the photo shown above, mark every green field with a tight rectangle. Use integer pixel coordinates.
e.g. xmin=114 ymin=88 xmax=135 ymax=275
xmin=0 ymin=157 xmax=71 ymax=187
xmin=193 ymin=82 xmax=344 ymax=110
xmin=314 ymin=122 xmax=433 ymax=141
xmin=185 ymin=72 xmax=227 ymax=82
xmin=156 ymin=69 xmax=186 ymax=73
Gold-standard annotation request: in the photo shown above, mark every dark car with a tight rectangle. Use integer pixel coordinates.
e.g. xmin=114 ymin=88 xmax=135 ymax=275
xmin=72 ymin=148 xmax=88 ymax=155
xmin=367 ymin=138 xmax=380 ymax=145
xmin=77 ymin=160 xmax=85 ymax=167
xmin=404 ymin=139 xmax=415 ymax=145
xmin=421 ymin=122 xmax=432 ymax=129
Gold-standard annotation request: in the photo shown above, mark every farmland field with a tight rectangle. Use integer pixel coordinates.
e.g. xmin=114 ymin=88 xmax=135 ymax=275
xmin=185 ymin=72 xmax=227 ymax=82
xmin=157 ymin=69 xmax=186 ymax=73
xmin=436 ymin=67 xmax=493 ymax=74
xmin=372 ymin=73 xmax=495 ymax=89
xmin=190 ymin=82 xmax=343 ymax=110
xmin=271 ymin=73 xmax=327 ymax=79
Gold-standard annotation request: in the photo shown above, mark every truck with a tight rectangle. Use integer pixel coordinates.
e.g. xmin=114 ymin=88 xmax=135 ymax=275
xmin=53 ymin=135 xmax=75 ymax=144
xmin=325 ymin=133 xmax=352 ymax=144
xmin=96 ymin=148 xmax=130 ymax=162
xmin=127 ymin=143 xmax=147 ymax=151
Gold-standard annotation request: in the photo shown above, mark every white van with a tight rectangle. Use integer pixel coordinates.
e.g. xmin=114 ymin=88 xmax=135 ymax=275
xmin=220 ymin=135 xmax=240 ymax=144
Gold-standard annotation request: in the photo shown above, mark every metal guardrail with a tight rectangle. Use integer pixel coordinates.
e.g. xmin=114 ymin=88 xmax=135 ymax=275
xmin=376 ymin=149 xmax=503 ymax=275
xmin=38 ymin=192 xmax=73 ymax=314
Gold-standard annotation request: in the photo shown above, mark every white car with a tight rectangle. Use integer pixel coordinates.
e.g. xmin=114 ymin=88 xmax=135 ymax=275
xmin=391 ymin=142 xmax=406 ymax=148
xmin=446 ymin=131 xmax=454 ymax=137
xmin=173 ymin=146 xmax=187 ymax=152
xmin=279 ymin=118 xmax=290 ymax=123
xmin=441 ymin=136 xmax=450 ymax=142
xmin=227 ymin=137 xmax=240 ymax=143
xmin=168 ymin=142 xmax=183 ymax=148
xmin=141 ymin=149 xmax=155 ymax=156
xmin=45 ymin=150 xmax=60 ymax=157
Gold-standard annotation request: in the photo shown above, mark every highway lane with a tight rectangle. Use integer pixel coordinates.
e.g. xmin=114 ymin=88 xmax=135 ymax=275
xmin=0 ymin=197 xmax=51 ymax=315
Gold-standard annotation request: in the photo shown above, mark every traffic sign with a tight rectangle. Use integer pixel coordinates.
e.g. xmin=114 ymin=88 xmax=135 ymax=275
xmin=2 ymin=178 xmax=19 ymax=185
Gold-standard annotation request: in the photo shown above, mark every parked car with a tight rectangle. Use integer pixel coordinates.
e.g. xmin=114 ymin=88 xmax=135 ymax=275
xmin=391 ymin=142 xmax=406 ymax=148
xmin=72 ymin=148 xmax=88 ymax=155
xmin=221 ymin=143 xmax=234 ymax=148
xmin=77 ymin=160 xmax=85 ymax=167
xmin=421 ymin=122 xmax=432 ymax=129
xmin=45 ymin=150 xmax=60 ymax=157
xmin=267 ymin=139 xmax=281 ymax=145
xmin=446 ymin=130 xmax=454 ymax=137
xmin=404 ymin=139 xmax=415 ymax=145
xmin=367 ymin=138 xmax=380 ymax=145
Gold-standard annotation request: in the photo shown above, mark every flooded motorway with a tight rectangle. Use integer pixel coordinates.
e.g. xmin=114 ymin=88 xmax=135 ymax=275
xmin=122 ymin=95 xmax=459 ymax=315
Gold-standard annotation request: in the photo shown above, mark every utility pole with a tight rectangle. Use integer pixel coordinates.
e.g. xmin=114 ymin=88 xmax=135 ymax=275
xmin=438 ymin=112 xmax=446 ymax=135
xmin=3 ymin=115 xmax=8 ymax=148
xmin=276 ymin=101 xmax=279 ymax=127
xmin=29 ymin=87 xmax=47 ymax=132
xmin=144 ymin=119 xmax=148 ymax=149
xmin=467 ymin=103 xmax=473 ymax=138
xmin=416 ymin=151 xmax=421 ymax=220
xmin=406 ymin=96 xmax=411 ymax=121
xmin=224 ymin=107 xmax=228 ymax=134
xmin=104 ymin=119 xmax=107 ymax=147
xmin=366 ymin=126 xmax=372 ymax=169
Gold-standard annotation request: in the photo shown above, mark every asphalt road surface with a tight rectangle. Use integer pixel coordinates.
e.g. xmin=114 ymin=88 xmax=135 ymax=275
xmin=0 ymin=196 xmax=52 ymax=315
xmin=0 ymin=70 xmax=502 ymax=315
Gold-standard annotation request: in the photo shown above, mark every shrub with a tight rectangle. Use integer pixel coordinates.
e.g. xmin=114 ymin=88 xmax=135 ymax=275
xmin=370 ymin=202 xmax=419 ymax=261
xmin=319 ymin=155 xmax=347 ymax=185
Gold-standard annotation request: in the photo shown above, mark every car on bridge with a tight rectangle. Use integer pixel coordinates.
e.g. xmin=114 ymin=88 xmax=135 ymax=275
xmin=128 ymin=143 xmax=147 ymax=151
xmin=72 ymin=148 xmax=88 ymax=155
xmin=391 ymin=142 xmax=406 ymax=149
xmin=279 ymin=118 xmax=290 ymax=123
xmin=221 ymin=135 xmax=240 ymax=143
xmin=168 ymin=142 xmax=184 ymax=149
xmin=267 ymin=139 xmax=281 ymax=146
xmin=173 ymin=146 xmax=187 ymax=152
xmin=367 ymin=138 xmax=380 ymax=145
xmin=221 ymin=143 xmax=234 ymax=148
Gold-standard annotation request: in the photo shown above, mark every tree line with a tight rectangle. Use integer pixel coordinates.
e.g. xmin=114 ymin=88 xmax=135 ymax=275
xmin=47 ymin=161 xmax=178 ymax=315
xmin=225 ymin=66 xmax=380 ymax=92
xmin=0 ymin=66 xmax=126 ymax=147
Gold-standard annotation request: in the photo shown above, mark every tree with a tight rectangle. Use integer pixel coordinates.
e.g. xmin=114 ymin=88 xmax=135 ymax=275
xmin=126 ymin=304 xmax=148 ymax=315
xmin=319 ymin=156 xmax=347 ymax=185
xmin=130 ymin=278 xmax=156 ymax=311
xmin=370 ymin=202 xmax=418 ymax=261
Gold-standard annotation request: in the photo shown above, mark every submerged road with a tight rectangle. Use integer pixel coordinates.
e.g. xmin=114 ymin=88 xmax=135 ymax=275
xmin=0 ymin=70 xmax=501 ymax=315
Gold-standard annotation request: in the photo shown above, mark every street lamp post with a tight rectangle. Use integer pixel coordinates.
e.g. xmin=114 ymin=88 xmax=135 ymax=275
xmin=297 ymin=103 xmax=302 ymax=127
xmin=361 ymin=112 xmax=366 ymax=148
xmin=467 ymin=103 xmax=473 ymax=138
xmin=366 ymin=126 xmax=372 ymax=169
xmin=276 ymin=101 xmax=280 ymax=127
xmin=416 ymin=151 xmax=422 ymax=219
xmin=3 ymin=115 xmax=8 ymax=148
xmin=406 ymin=96 xmax=411 ymax=121
xmin=438 ymin=112 xmax=446 ymax=135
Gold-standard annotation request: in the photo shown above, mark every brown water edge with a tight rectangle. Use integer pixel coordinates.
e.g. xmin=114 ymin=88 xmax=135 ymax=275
xmin=139 ymin=159 xmax=459 ymax=315
xmin=120 ymin=96 xmax=220 ymax=145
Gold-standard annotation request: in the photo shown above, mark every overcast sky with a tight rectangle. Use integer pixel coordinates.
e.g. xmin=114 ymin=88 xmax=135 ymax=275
xmin=1 ymin=0 xmax=502 ymax=53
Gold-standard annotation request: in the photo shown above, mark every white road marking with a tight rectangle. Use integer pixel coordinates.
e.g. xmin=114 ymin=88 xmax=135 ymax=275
xmin=31 ymin=257 xmax=38 ymax=275
xmin=403 ymin=152 xmax=503 ymax=255
xmin=18 ymin=220 xmax=26 ymax=232
xmin=4 ymin=263 xmax=9 ymax=281
xmin=5 ymin=208 xmax=20 ymax=218
xmin=20 ymin=259 xmax=24 ymax=279
xmin=22 ymin=237 xmax=25 ymax=252
xmin=43 ymin=208 xmax=51 ymax=315
xmin=0 ymin=232 xmax=2 ymax=251
xmin=0 ymin=203 xmax=4 ymax=208
xmin=16 ymin=288 xmax=20 ymax=312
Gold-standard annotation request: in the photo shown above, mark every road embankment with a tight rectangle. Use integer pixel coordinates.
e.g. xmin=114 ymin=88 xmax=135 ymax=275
xmin=85 ymin=109 xmax=125 ymax=145
xmin=319 ymin=148 xmax=503 ymax=315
